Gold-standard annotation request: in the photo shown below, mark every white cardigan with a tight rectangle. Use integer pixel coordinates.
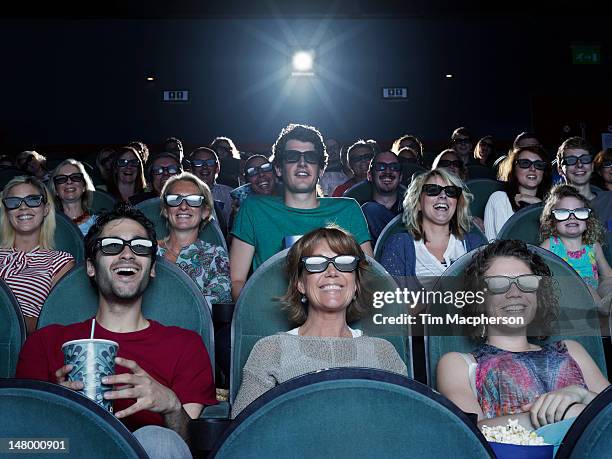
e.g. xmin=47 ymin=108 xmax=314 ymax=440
xmin=484 ymin=191 xmax=514 ymax=241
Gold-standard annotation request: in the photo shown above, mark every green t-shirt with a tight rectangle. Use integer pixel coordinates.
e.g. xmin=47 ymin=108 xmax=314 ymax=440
xmin=231 ymin=195 xmax=371 ymax=271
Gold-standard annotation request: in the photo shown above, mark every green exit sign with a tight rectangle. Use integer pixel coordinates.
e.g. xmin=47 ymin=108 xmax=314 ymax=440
xmin=572 ymin=45 xmax=601 ymax=65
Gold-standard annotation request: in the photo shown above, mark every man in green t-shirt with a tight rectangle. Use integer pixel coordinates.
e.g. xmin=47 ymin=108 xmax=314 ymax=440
xmin=230 ymin=124 xmax=373 ymax=300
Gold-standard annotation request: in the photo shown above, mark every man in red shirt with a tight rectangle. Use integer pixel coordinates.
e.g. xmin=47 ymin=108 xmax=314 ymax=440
xmin=17 ymin=204 xmax=216 ymax=458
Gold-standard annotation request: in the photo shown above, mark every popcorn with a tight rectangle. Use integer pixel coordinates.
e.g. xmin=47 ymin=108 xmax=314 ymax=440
xmin=481 ymin=419 xmax=547 ymax=446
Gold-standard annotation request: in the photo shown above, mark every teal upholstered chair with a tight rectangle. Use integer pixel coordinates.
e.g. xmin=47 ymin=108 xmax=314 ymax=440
xmin=465 ymin=179 xmax=505 ymax=219
xmin=374 ymin=214 xmax=487 ymax=261
xmin=467 ymin=164 xmax=497 ymax=180
xmin=497 ymin=202 xmax=544 ymax=245
xmin=230 ymin=249 xmax=413 ymax=405
xmin=400 ymin=163 xmax=428 ymax=186
xmin=134 ymin=197 xmax=226 ymax=251
xmin=0 ymin=379 xmax=148 ymax=458
xmin=54 ymin=212 xmax=85 ymax=262
xmin=426 ymin=244 xmax=606 ymax=389
xmin=374 ymin=214 xmax=404 ymax=260
xmin=0 ymin=280 xmax=25 ymax=378
xmin=422 ymin=151 xmax=437 ymax=168
xmin=90 ymin=189 xmax=117 ymax=215
xmin=555 ymin=385 xmax=612 ymax=458
xmin=212 ymin=368 xmax=494 ymax=458
xmin=342 ymin=181 xmax=407 ymax=206
xmin=38 ymin=257 xmax=214 ymax=372
xmin=0 ymin=168 xmax=22 ymax=190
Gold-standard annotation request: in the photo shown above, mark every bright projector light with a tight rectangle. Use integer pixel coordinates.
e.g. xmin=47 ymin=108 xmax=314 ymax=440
xmin=292 ymin=50 xmax=314 ymax=75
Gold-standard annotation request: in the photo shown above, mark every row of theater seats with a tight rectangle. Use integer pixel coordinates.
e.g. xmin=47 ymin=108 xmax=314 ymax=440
xmin=3 ymin=372 xmax=609 ymax=458
xmin=2 ymin=243 xmax=611 ymax=457
xmin=2 ymin=239 xmax=610 ymax=454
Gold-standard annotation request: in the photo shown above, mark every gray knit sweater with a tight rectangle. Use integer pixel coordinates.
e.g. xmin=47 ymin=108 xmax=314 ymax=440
xmin=231 ymin=333 xmax=409 ymax=417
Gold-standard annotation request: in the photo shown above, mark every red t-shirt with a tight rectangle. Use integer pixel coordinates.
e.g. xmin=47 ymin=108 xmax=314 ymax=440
xmin=332 ymin=179 xmax=357 ymax=197
xmin=16 ymin=319 xmax=217 ymax=431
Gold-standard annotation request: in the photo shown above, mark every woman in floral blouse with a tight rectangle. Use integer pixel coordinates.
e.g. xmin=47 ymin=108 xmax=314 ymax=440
xmin=158 ymin=172 xmax=231 ymax=305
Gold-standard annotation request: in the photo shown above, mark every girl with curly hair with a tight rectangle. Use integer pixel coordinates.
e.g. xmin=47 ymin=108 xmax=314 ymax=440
xmin=540 ymin=184 xmax=612 ymax=314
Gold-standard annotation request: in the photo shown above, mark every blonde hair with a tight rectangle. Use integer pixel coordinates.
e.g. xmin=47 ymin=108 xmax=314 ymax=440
xmin=540 ymin=184 xmax=605 ymax=245
xmin=49 ymin=158 xmax=96 ymax=213
xmin=402 ymin=168 xmax=473 ymax=241
xmin=0 ymin=176 xmax=56 ymax=249
xmin=160 ymin=172 xmax=214 ymax=227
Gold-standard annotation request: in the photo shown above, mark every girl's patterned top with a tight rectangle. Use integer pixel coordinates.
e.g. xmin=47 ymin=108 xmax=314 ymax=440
xmin=473 ymin=342 xmax=587 ymax=419
xmin=549 ymin=236 xmax=598 ymax=288
xmin=157 ymin=239 xmax=231 ymax=305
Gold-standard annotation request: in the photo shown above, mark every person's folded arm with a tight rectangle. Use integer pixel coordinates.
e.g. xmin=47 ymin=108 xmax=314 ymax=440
xmin=230 ymin=238 xmax=255 ymax=301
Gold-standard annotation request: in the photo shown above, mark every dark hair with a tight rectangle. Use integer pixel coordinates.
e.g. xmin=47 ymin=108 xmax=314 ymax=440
xmin=270 ymin=123 xmax=328 ymax=170
xmin=498 ymin=146 xmax=552 ymax=212
xmin=210 ymin=136 xmax=240 ymax=160
xmin=556 ymin=136 xmax=591 ymax=167
xmin=84 ymin=203 xmax=158 ymax=264
xmin=189 ymin=146 xmax=219 ymax=164
xmin=513 ymin=132 xmax=540 ymax=149
xmin=463 ymin=239 xmax=559 ymax=341
xmin=367 ymin=150 xmax=400 ymax=174
xmin=127 ymin=140 xmax=150 ymax=163
xmin=243 ymin=154 xmax=272 ymax=181
xmin=392 ymin=134 xmax=423 ymax=155
xmin=451 ymin=127 xmax=471 ymax=140
xmin=594 ymin=148 xmax=612 ymax=172
xmin=144 ymin=152 xmax=181 ymax=188
xmin=107 ymin=146 xmax=147 ymax=199
xmin=164 ymin=136 xmax=183 ymax=150
xmin=344 ymin=139 xmax=378 ymax=173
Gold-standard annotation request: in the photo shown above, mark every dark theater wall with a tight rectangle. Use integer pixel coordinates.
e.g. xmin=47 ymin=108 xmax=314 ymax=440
xmin=0 ymin=16 xmax=609 ymax=153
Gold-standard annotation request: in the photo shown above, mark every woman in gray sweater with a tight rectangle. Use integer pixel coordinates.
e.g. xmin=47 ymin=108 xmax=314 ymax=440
xmin=232 ymin=226 xmax=408 ymax=418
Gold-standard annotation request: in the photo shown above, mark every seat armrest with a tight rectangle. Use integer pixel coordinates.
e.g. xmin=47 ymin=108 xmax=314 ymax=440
xmin=189 ymin=403 xmax=231 ymax=457
xmin=212 ymin=303 xmax=235 ymax=324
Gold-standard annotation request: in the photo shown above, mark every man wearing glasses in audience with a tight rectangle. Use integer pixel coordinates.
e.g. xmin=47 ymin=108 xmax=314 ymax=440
xmin=130 ymin=152 xmax=183 ymax=205
xmin=185 ymin=146 xmax=233 ymax=228
xmin=16 ymin=205 xmax=216 ymax=458
xmin=556 ymin=137 xmax=599 ymax=201
xmin=332 ymin=140 xmax=378 ymax=197
xmin=230 ymin=123 xmax=373 ymax=300
xmin=361 ymin=151 xmax=404 ymax=244
xmin=558 ymin=137 xmax=612 ymax=232
xmin=450 ymin=126 xmax=473 ymax=166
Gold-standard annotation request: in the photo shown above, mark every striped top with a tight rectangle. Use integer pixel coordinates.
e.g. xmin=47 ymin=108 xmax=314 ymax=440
xmin=0 ymin=247 xmax=75 ymax=318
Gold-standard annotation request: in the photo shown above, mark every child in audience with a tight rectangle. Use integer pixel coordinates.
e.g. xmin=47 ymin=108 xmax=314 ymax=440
xmin=540 ymin=184 xmax=612 ymax=315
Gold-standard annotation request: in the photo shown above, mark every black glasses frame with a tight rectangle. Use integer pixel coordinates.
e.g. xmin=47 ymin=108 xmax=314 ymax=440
xmin=300 ymin=255 xmax=360 ymax=273
xmin=421 ymin=184 xmax=462 ymax=198
xmin=3 ymin=194 xmax=46 ymax=210
xmin=95 ymin=237 xmax=154 ymax=256
xmin=483 ymin=274 xmax=542 ymax=294
xmin=53 ymin=173 xmax=85 ymax=185
xmin=164 ymin=194 xmax=206 ymax=207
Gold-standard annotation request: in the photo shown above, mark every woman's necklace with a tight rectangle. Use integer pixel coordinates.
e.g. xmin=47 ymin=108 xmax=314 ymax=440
xmin=162 ymin=239 xmax=181 ymax=258
xmin=71 ymin=211 xmax=90 ymax=225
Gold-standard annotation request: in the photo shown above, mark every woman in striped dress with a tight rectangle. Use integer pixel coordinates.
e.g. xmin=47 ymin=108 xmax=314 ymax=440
xmin=0 ymin=176 xmax=75 ymax=334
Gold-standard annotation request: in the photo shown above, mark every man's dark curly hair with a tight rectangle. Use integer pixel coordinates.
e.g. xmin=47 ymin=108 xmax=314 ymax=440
xmin=84 ymin=203 xmax=158 ymax=263
xmin=463 ymin=239 xmax=559 ymax=341
xmin=270 ymin=123 xmax=328 ymax=170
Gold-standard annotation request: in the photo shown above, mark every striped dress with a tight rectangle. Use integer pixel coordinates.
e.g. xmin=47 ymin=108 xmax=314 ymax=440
xmin=0 ymin=247 xmax=74 ymax=318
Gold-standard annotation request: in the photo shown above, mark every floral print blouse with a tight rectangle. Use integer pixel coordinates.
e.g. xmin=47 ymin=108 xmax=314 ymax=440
xmin=157 ymin=239 xmax=232 ymax=305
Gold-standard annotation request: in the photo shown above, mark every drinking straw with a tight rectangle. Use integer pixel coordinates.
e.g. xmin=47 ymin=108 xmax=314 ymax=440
xmin=90 ymin=318 xmax=95 ymax=340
